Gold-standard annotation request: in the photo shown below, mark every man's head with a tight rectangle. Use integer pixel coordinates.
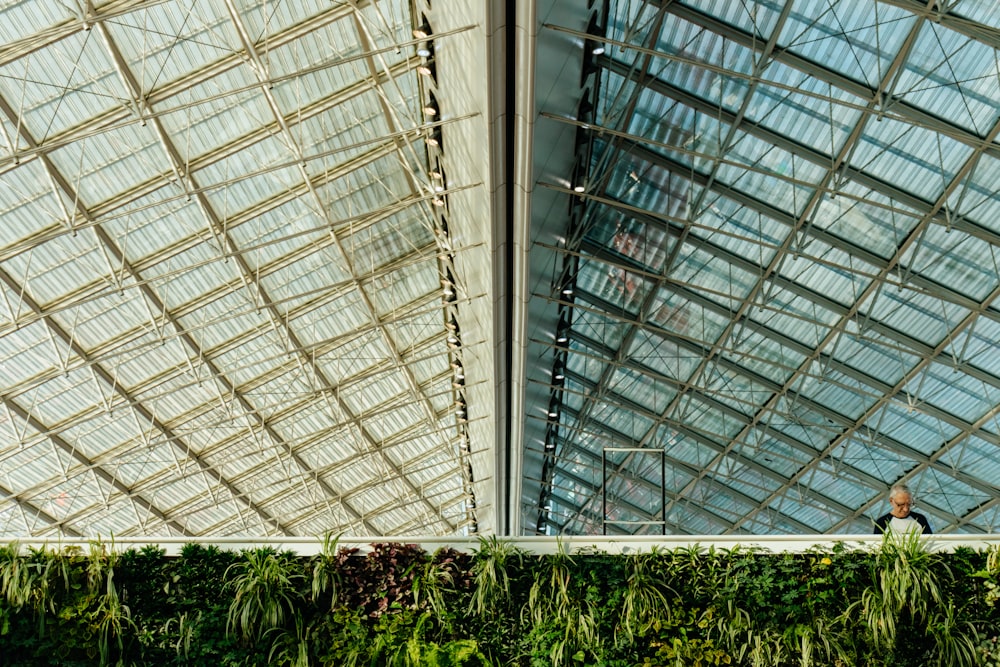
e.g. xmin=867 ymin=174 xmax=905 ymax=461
xmin=888 ymin=484 xmax=914 ymax=519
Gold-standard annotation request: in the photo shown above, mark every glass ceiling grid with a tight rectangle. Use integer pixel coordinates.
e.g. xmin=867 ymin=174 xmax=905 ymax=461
xmin=528 ymin=0 xmax=1000 ymax=535
xmin=0 ymin=0 xmax=481 ymax=538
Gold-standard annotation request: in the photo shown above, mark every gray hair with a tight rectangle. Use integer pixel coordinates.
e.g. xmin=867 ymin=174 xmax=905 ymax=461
xmin=889 ymin=484 xmax=913 ymax=500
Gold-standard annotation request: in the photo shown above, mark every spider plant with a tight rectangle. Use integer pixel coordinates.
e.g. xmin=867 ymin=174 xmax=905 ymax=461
xmin=526 ymin=540 xmax=573 ymax=627
xmin=848 ymin=530 xmax=976 ymax=663
xmin=0 ymin=542 xmax=28 ymax=609
xmin=524 ymin=540 xmax=600 ymax=667
xmin=617 ymin=548 xmax=674 ymax=644
xmin=310 ymin=532 xmax=343 ymax=611
xmin=267 ymin=615 xmax=311 ymax=667
xmin=82 ymin=540 xmax=136 ymax=667
xmin=226 ymin=548 xmax=306 ymax=645
xmin=468 ymin=535 xmax=526 ymax=617
xmin=412 ymin=556 xmax=454 ymax=621
xmin=92 ymin=579 xmax=135 ymax=667
xmin=926 ymin=602 xmax=979 ymax=667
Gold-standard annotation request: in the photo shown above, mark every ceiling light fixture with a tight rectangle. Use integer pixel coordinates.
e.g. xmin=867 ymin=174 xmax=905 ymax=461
xmin=417 ymin=60 xmax=436 ymax=78
xmin=413 ymin=19 xmax=432 ymax=40
xmin=585 ymin=13 xmax=606 ymax=57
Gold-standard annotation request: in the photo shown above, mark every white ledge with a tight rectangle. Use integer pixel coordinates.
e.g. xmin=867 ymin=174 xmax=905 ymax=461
xmin=7 ymin=533 xmax=1000 ymax=556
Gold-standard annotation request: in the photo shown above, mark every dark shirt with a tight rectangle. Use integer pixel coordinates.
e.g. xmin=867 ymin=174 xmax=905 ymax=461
xmin=873 ymin=511 xmax=932 ymax=535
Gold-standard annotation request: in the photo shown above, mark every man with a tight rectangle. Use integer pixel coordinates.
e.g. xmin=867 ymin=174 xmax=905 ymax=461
xmin=873 ymin=484 xmax=932 ymax=534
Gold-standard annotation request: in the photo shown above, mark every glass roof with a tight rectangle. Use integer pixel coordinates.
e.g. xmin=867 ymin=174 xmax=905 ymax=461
xmin=4 ymin=0 xmax=1000 ymax=541
xmin=0 ymin=0 xmax=492 ymax=538
xmin=524 ymin=0 xmax=1000 ymax=535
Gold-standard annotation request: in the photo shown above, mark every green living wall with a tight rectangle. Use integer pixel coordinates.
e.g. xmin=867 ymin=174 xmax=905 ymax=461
xmin=1 ymin=535 xmax=999 ymax=666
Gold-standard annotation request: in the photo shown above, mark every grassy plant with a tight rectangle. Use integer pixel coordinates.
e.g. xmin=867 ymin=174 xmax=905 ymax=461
xmin=847 ymin=531 xmax=978 ymax=664
xmin=468 ymin=536 xmax=525 ymax=616
xmin=91 ymin=581 xmax=134 ymax=667
xmin=0 ymin=542 xmax=27 ymax=609
xmin=226 ymin=548 xmax=306 ymax=644
xmin=310 ymin=532 xmax=343 ymax=611
xmin=865 ymin=531 xmax=943 ymax=646
xmin=925 ymin=601 xmax=978 ymax=667
xmin=413 ymin=557 xmax=453 ymax=620
xmin=524 ymin=541 xmax=602 ymax=667
xmin=618 ymin=549 xmax=673 ymax=643
xmin=268 ymin=615 xmax=312 ymax=667
xmin=526 ymin=541 xmax=573 ymax=627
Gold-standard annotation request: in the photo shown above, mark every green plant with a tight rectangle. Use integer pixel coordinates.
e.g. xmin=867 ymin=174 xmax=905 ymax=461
xmin=310 ymin=532 xmax=344 ymax=611
xmin=404 ymin=612 xmax=492 ymax=667
xmin=413 ymin=557 xmax=454 ymax=620
xmin=268 ymin=615 xmax=312 ymax=667
xmin=524 ymin=542 xmax=601 ymax=667
xmin=641 ymin=604 xmax=734 ymax=667
xmin=468 ymin=536 xmax=526 ymax=617
xmin=3 ymin=538 xmax=999 ymax=666
xmin=226 ymin=548 xmax=306 ymax=644
xmin=618 ymin=549 xmax=673 ymax=644
xmin=847 ymin=531 xmax=979 ymax=666
xmin=924 ymin=600 xmax=978 ymax=667
xmin=311 ymin=606 xmax=369 ymax=667
xmin=979 ymin=635 xmax=1000 ymax=667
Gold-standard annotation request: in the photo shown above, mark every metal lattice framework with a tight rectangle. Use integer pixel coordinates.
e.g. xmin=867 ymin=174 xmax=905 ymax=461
xmin=520 ymin=0 xmax=1000 ymax=536
xmin=0 ymin=0 xmax=497 ymax=538
xmin=3 ymin=0 xmax=1000 ymax=540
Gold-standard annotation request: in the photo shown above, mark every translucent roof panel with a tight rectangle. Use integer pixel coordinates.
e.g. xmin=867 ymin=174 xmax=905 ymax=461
xmin=524 ymin=0 xmax=1000 ymax=536
xmin=0 ymin=1 xmax=491 ymax=538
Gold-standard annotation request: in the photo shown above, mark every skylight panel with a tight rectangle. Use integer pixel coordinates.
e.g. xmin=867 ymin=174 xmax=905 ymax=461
xmin=693 ymin=190 xmax=790 ymax=252
xmin=679 ymin=393 xmax=746 ymax=442
xmin=839 ymin=431 xmax=921 ymax=483
xmin=810 ymin=192 xmax=910 ymax=260
xmin=901 ymin=225 xmax=999 ymax=300
xmin=946 ymin=151 xmax=1000 ymax=235
xmin=629 ymin=330 xmax=701 ymax=381
xmin=778 ymin=241 xmax=879 ymax=309
xmin=671 ymin=241 xmax=759 ymax=307
xmin=949 ymin=317 xmax=1000 ymax=378
xmin=908 ymin=360 xmax=1000 ymax=425
xmin=46 ymin=122 xmax=166 ymax=207
xmin=853 ymin=117 xmax=971 ymax=203
xmin=687 ymin=0 xmax=788 ymax=37
xmin=863 ymin=286 xmax=969 ymax=346
xmin=896 ymin=22 xmax=1000 ymax=134
xmin=363 ymin=401 xmax=424 ymax=442
xmin=747 ymin=61 xmax=864 ymax=156
xmin=713 ymin=135 xmax=822 ymax=218
xmin=156 ymin=78 xmax=269 ymax=163
xmin=127 ymin=4 xmax=242 ymax=92
xmin=778 ymin=0 xmax=915 ymax=90
xmin=0 ymin=1 xmax=75 ymax=45
xmin=725 ymin=328 xmax=804 ymax=385
xmin=0 ymin=31 xmax=123 ymax=142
